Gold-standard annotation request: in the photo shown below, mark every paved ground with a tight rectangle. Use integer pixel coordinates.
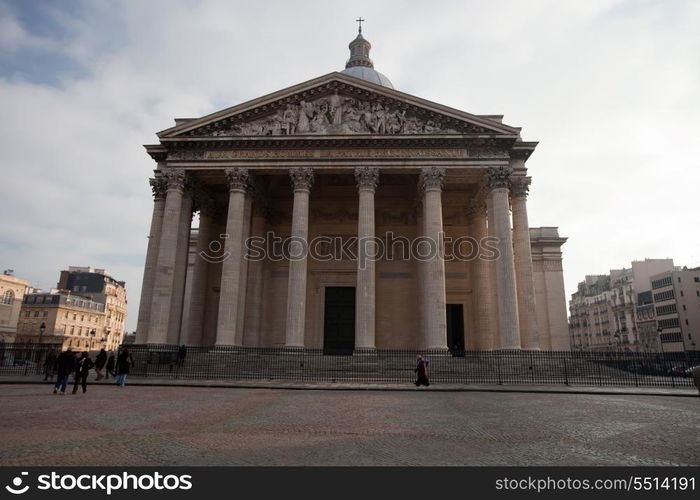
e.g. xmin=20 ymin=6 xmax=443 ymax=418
xmin=0 ymin=384 xmax=698 ymax=466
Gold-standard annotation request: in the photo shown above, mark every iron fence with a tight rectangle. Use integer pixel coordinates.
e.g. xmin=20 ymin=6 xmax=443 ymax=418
xmin=122 ymin=344 xmax=699 ymax=388
xmin=1 ymin=342 xmax=697 ymax=388
xmin=0 ymin=343 xmax=63 ymax=376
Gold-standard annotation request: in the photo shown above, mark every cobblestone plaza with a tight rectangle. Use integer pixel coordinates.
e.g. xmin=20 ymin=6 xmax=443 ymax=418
xmin=0 ymin=385 xmax=697 ymax=466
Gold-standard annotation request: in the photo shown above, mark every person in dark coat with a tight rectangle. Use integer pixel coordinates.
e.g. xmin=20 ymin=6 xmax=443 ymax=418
xmin=115 ymin=348 xmax=135 ymax=387
xmin=43 ymin=350 xmax=57 ymax=381
xmin=53 ymin=348 xmax=76 ymax=395
xmin=94 ymin=348 xmax=107 ymax=380
xmin=414 ymin=354 xmax=430 ymax=387
xmin=105 ymin=354 xmax=116 ymax=379
xmin=177 ymin=345 xmax=187 ymax=367
xmin=72 ymin=352 xmax=94 ymax=394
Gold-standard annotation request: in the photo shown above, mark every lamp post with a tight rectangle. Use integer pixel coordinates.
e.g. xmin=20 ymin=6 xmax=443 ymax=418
xmin=38 ymin=322 xmax=46 ymax=344
xmin=657 ymin=327 xmax=665 ymax=354
xmin=36 ymin=322 xmax=46 ymax=363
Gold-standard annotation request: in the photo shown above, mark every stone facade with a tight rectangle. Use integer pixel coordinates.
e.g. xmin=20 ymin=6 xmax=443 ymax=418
xmin=569 ymin=259 xmax=676 ymax=352
xmin=15 ymin=292 xmax=106 ymax=351
xmin=135 ymin=35 xmax=569 ymax=351
xmin=0 ymin=271 xmax=30 ymax=342
xmin=57 ymin=266 xmax=127 ymax=350
xmin=650 ymin=267 xmax=700 ymax=352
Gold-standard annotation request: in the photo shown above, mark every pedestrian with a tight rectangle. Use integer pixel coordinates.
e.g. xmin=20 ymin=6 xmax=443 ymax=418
xmin=177 ymin=344 xmax=187 ymax=367
xmin=414 ymin=354 xmax=430 ymax=387
xmin=115 ymin=348 xmax=135 ymax=387
xmin=43 ymin=350 xmax=57 ymax=381
xmin=94 ymin=348 xmax=107 ymax=381
xmin=105 ymin=353 xmax=116 ymax=379
xmin=692 ymin=365 xmax=700 ymax=396
xmin=72 ymin=352 xmax=94 ymax=394
xmin=53 ymin=348 xmax=76 ymax=395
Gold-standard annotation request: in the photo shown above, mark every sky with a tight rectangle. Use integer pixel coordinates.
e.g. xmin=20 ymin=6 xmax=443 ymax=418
xmin=1 ymin=0 xmax=699 ymax=333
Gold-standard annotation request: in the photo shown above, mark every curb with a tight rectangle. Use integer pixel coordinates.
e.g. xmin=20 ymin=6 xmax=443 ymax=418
xmin=1 ymin=379 xmax=697 ymax=397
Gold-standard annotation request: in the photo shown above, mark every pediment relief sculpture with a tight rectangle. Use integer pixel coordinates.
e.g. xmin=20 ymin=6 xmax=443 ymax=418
xmin=189 ymin=91 xmax=486 ymax=137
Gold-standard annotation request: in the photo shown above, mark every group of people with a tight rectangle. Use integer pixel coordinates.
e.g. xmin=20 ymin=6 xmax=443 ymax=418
xmin=43 ymin=347 xmax=135 ymax=395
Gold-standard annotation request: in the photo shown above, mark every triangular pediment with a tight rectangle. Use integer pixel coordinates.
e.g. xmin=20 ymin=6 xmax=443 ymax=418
xmin=158 ymin=73 xmax=520 ymax=139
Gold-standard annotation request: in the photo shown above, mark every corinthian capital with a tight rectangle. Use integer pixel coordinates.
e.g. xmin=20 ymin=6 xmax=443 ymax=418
xmin=224 ymin=168 xmax=250 ymax=193
xmin=149 ymin=175 xmax=168 ymax=201
xmin=289 ymin=167 xmax=314 ymax=191
xmin=509 ymin=176 xmax=531 ymax=198
xmin=355 ymin=167 xmax=379 ymax=191
xmin=487 ymin=166 xmax=512 ymax=190
xmin=420 ymin=167 xmax=445 ymax=192
xmin=163 ymin=169 xmax=186 ymax=192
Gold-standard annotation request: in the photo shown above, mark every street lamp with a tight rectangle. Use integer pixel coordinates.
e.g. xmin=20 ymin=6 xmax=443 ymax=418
xmin=657 ymin=327 xmax=665 ymax=355
xmin=36 ymin=322 xmax=46 ymax=363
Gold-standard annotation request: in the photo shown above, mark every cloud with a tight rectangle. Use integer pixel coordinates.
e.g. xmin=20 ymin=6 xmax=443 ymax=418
xmin=1 ymin=0 xmax=699 ymax=334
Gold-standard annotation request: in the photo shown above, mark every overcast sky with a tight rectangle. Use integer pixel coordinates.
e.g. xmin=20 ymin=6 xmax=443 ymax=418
xmin=1 ymin=0 xmax=699 ymax=333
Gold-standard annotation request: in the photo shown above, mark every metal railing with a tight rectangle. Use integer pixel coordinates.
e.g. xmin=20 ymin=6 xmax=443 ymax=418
xmin=1 ymin=342 xmax=697 ymax=388
xmin=0 ymin=343 xmax=63 ymax=376
xmin=122 ymin=344 xmax=698 ymax=388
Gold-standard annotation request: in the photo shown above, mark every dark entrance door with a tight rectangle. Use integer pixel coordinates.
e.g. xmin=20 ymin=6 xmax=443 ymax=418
xmin=323 ymin=287 xmax=356 ymax=355
xmin=446 ymin=304 xmax=465 ymax=355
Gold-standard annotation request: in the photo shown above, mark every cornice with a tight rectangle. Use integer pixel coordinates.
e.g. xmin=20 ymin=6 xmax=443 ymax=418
xmin=158 ymin=74 xmax=522 ymax=139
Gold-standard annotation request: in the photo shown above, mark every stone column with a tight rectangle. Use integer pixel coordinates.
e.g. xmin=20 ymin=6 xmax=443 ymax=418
xmin=215 ymin=168 xmax=251 ymax=346
xmin=354 ymin=167 xmax=379 ymax=350
xmin=167 ymin=185 xmax=193 ymax=345
xmin=285 ymin=168 xmax=314 ymax=348
xmin=185 ymin=193 xmax=215 ymax=345
xmin=420 ymin=167 xmax=448 ymax=350
xmin=414 ymin=199 xmax=427 ymax=345
xmin=488 ymin=167 xmax=521 ymax=349
xmin=510 ymin=175 xmax=540 ymax=350
xmin=467 ymin=198 xmax=494 ymax=350
xmin=136 ymin=174 xmax=167 ymax=342
xmin=235 ymin=191 xmax=253 ymax=345
xmin=147 ymin=169 xmax=186 ymax=344
xmin=243 ymin=199 xmax=267 ymax=347
xmin=486 ymin=193 xmax=500 ymax=348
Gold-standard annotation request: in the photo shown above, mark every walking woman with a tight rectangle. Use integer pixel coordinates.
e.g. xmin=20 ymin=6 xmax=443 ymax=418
xmin=72 ymin=352 xmax=94 ymax=394
xmin=105 ymin=353 xmax=116 ymax=379
xmin=115 ymin=348 xmax=135 ymax=387
xmin=414 ymin=354 xmax=430 ymax=387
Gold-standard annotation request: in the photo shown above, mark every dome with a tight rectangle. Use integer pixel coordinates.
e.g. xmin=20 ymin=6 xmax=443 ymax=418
xmin=340 ymin=28 xmax=394 ymax=89
xmin=341 ymin=66 xmax=394 ymax=89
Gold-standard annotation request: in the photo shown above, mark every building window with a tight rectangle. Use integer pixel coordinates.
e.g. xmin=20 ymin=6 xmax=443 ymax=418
xmin=42 ymin=311 xmax=47 ymax=317
xmin=1 ymin=290 xmax=13 ymax=305
xmin=24 ymin=311 xmax=29 ymax=318
xmin=694 ymin=277 xmax=699 ymax=283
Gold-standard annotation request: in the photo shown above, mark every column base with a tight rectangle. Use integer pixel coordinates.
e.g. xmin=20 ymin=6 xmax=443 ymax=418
xmin=352 ymin=347 xmax=377 ymax=357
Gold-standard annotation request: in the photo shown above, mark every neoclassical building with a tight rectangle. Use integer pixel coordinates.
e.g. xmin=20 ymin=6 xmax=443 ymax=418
xmin=135 ymin=30 xmax=569 ymax=352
